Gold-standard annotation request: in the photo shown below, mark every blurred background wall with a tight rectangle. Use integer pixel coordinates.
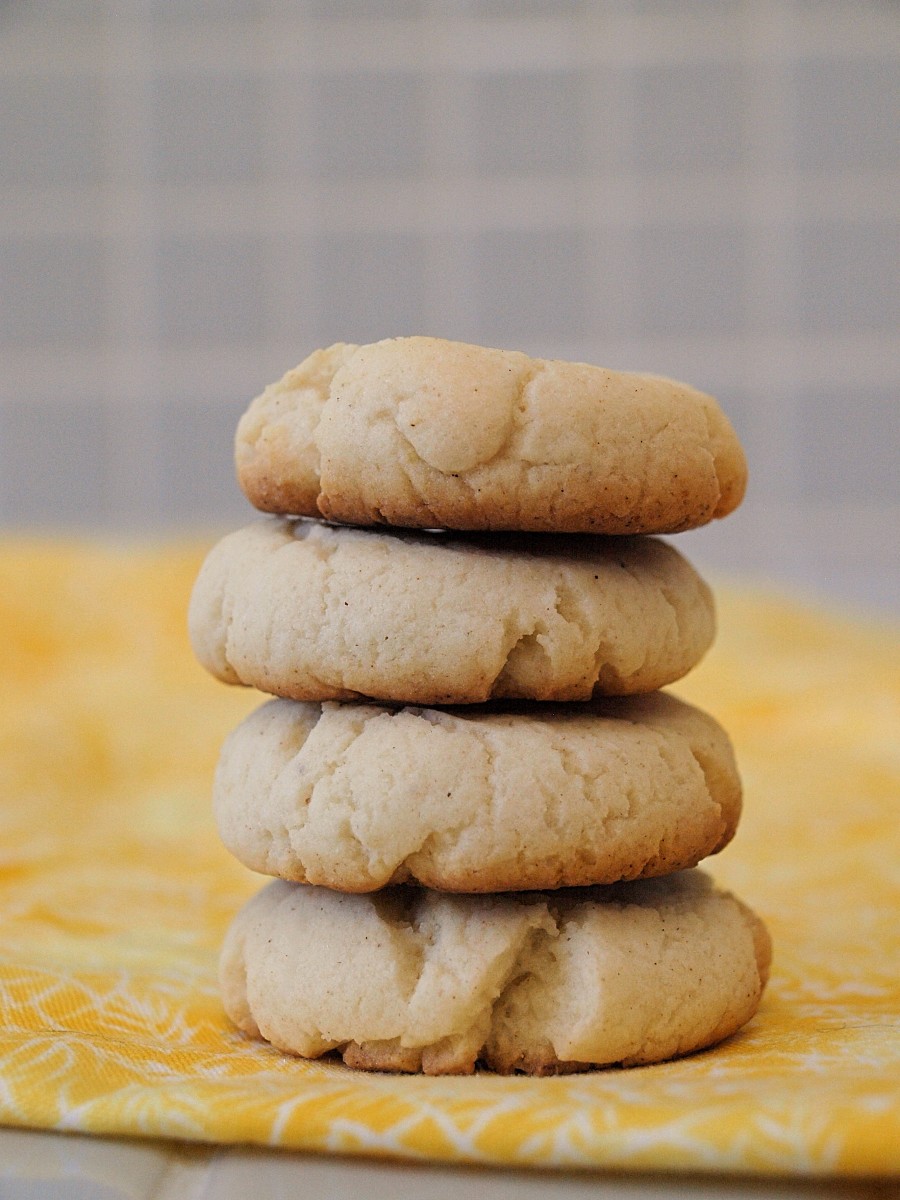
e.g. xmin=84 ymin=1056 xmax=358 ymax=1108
xmin=0 ymin=0 xmax=897 ymax=613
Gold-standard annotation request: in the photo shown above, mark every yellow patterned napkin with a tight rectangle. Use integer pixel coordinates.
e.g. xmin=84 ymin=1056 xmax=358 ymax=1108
xmin=0 ymin=538 xmax=897 ymax=1177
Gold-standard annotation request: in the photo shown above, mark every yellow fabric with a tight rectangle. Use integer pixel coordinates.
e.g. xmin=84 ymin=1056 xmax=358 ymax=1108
xmin=0 ymin=538 xmax=897 ymax=1177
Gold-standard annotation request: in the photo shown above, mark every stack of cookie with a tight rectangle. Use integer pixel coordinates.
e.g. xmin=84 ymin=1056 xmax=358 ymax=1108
xmin=189 ymin=336 xmax=770 ymax=1075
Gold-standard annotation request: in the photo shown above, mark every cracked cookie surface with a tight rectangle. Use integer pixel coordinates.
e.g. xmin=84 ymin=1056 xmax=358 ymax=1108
xmin=214 ymin=692 xmax=741 ymax=892
xmin=220 ymin=871 xmax=770 ymax=1074
xmin=188 ymin=517 xmax=715 ymax=704
xmin=235 ymin=337 xmax=747 ymax=534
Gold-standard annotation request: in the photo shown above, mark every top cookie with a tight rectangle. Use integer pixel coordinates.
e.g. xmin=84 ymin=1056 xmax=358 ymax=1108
xmin=236 ymin=337 xmax=747 ymax=534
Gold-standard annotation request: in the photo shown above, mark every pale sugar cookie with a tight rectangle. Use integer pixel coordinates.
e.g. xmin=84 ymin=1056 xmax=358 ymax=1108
xmin=188 ymin=518 xmax=715 ymax=704
xmin=235 ymin=337 xmax=747 ymax=534
xmin=220 ymin=871 xmax=770 ymax=1075
xmin=214 ymin=692 xmax=741 ymax=892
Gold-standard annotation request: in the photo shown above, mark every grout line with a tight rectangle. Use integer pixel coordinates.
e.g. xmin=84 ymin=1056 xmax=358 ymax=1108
xmin=5 ymin=9 xmax=896 ymax=78
xmin=2 ymin=169 xmax=898 ymax=239
xmin=419 ymin=0 xmax=476 ymax=339
xmin=738 ymin=0 xmax=799 ymax=507
xmin=257 ymin=9 xmax=315 ymax=370
xmin=99 ymin=0 xmax=164 ymax=530
xmin=5 ymin=331 xmax=899 ymax=403
xmin=577 ymin=2 xmax=624 ymax=354
xmin=596 ymin=0 xmax=640 ymax=342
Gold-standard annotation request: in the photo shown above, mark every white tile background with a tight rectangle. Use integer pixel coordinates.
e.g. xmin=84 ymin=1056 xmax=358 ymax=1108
xmin=1 ymin=0 xmax=898 ymax=614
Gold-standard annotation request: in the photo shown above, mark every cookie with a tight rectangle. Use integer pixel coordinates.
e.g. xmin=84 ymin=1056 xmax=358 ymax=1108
xmin=214 ymin=692 xmax=741 ymax=893
xmin=235 ymin=337 xmax=747 ymax=534
xmin=188 ymin=518 xmax=715 ymax=704
xmin=220 ymin=871 xmax=771 ymax=1075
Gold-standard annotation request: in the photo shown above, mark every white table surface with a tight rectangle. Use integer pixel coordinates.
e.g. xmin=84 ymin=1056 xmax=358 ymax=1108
xmin=1 ymin=1128 xmax=896 ymax=1200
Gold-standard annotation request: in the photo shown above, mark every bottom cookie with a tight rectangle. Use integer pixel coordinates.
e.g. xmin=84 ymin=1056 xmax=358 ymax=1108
xmin=220 ymin=871 xmax=770 ymax=1075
